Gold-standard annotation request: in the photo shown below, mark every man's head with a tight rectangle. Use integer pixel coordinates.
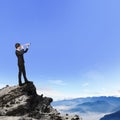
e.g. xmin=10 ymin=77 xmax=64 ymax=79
xmin=15 ymin=43 xmax=21 ymax=49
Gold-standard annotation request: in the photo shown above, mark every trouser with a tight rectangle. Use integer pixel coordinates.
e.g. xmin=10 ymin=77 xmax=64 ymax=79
xmin=18 ymin=64 xmax=28 ymax=84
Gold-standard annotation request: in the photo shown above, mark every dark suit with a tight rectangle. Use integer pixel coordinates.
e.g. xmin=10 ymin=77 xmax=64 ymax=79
xmin=16 ymin=48 xmax=28 ymax=85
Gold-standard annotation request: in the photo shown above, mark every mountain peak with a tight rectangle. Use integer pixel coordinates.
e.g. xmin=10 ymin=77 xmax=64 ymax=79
xmin=0 ymin=82 xmax=81 ymax=120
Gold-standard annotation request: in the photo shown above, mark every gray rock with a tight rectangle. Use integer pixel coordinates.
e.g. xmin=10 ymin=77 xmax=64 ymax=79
xmin=0 ymin=82 xmax=81 ymax=120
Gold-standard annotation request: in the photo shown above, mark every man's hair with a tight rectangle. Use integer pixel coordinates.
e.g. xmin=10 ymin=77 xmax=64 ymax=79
xmin=15 ymin=43 xmax=20 ymax=49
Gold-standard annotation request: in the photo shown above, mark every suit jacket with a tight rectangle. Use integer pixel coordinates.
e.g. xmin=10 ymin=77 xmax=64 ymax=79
xmin=16 ymin=48 xmax=28 ymax=66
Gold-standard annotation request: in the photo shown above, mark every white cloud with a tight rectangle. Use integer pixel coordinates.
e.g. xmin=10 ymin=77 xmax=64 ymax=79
xmin=37 ymin=87 xmax=66 ymax=100
xmin=101 ymin=90 xmax=120 ymax=97
xmin=82 ymin=70 xmax=105 ymax=81
xmin=79 ymin=89 xmax=120 ymax=97
xmin=82 ymin=82 xmax=89 ymax=87
xmin=36 ymin=87 xmax=81 ymax=101
xmin=54 ymin=105 xmax=75 ymax=111
xmin=81 ymin=112 xmax=106 ymax=120
xmin=48 ymin=80 xmax=66 ymax=86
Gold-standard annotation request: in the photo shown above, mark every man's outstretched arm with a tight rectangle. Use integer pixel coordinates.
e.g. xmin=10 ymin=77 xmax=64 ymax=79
xmin=24 ymin=48 xmax=28 ymax=53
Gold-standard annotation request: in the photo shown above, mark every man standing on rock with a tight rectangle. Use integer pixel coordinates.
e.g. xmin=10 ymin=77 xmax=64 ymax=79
xmin=15 ymin=43 xmax=31 ymax=86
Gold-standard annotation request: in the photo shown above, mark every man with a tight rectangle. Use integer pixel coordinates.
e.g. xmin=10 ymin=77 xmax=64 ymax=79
xmin=15 ymin=43 xmax=30 ymax=86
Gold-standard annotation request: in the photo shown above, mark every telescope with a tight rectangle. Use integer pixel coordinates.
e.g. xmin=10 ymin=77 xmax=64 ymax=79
xmin=21 ymin=43 xmax=31 ymax=49
xmin=23 ymin=43 xmax=31 ymax=46
xmin=22 ymin=43 xmax=31 ymax=47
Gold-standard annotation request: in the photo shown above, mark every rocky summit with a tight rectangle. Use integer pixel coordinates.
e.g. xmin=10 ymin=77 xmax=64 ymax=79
xmin=0 ymin=82 xmax=81 ymax=120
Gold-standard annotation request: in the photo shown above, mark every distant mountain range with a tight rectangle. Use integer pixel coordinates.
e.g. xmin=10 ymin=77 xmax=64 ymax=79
xmin=52 ymin=96 xmax=120 ymax=120
xmin=68 ymin=100 xmax=115 ymax=113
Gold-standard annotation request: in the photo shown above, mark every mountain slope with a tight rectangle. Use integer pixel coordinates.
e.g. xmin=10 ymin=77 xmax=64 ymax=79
xmin=68 ymin=101 xmax=115 ymax=113
xmin=100 ymin=110 xmax=120 ymax=120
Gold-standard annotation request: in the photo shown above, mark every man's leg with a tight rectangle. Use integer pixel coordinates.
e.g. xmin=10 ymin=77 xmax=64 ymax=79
xmin=18 ymin=65 xmax=22 ymax=86
xmin=22 ymin=64 xmax=28 ymax=82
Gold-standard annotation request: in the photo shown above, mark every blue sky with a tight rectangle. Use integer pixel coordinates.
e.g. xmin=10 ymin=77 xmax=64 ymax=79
xmin=1 ymin=0 xmax=120 ymax=100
